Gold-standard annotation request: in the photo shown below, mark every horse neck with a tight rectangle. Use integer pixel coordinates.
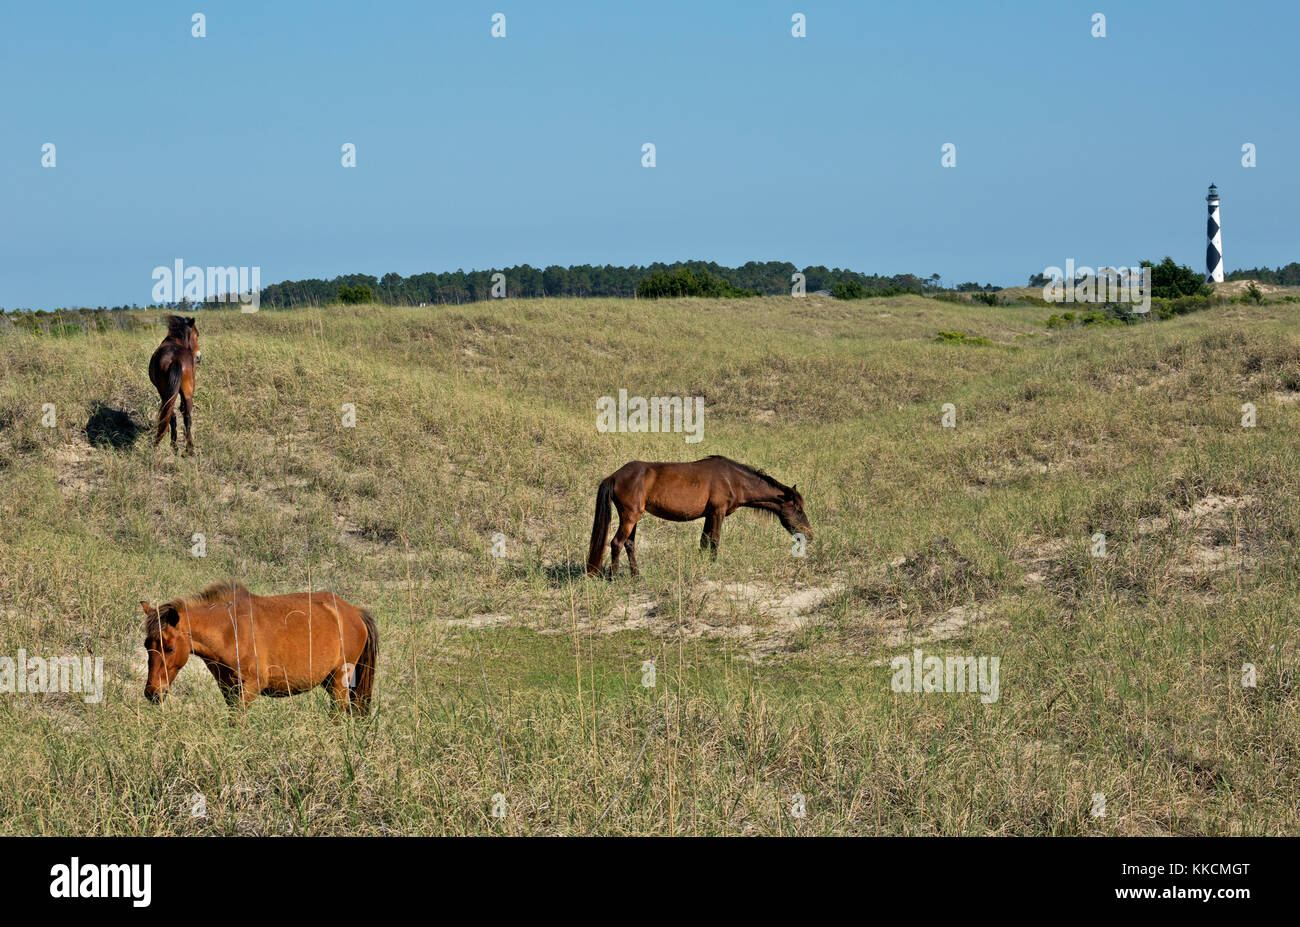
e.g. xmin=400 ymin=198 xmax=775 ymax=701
xmin=178 ymin=600 xmax=243 ymax=660
xmin=731 ymin=467 xmax=785 ymax=510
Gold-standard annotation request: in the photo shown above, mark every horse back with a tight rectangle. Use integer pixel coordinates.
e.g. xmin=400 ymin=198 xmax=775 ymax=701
xmin=611 ymin=459 xmax=721 ymax=520
xmin=251 ymin=590 xmax=367 ymax=646
xmin=149 ymin=338 xmax=194 ymax=396
xmin=227 ymin=591 xmax=368 ymax=688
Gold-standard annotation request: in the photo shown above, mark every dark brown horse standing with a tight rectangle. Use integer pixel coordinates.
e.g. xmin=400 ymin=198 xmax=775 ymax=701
xmin=587 ymin=455 xmax=812 ymax=577
xmin=148 ymin=315 xmax=200 ymax=453
xmin=141 ymin=581 xmax=378 ymax=715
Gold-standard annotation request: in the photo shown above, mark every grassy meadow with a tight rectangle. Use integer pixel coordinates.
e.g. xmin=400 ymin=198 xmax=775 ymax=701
xmin=0 ymin=293 xmax=1298 ymax=835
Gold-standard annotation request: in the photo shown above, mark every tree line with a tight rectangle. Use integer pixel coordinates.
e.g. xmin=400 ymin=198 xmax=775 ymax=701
xmin=253 ymin=261 xmax=937 ymax=308
xmin=2 ymin=259 xmax=1293 ymax=316
xmin=1027 ymin=258 xmax=1211 ymax=299
xmin=1225 ymin=263 xmax=1300 ymax=286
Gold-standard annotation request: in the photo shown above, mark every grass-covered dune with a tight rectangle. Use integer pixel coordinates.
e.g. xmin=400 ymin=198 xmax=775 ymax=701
xmin=0 ymin=293 xmax=1297 ymax=834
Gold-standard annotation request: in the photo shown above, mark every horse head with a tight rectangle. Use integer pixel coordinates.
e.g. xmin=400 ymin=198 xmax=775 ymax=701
xmin=140 ymin=601 xmax=192 ymax=703
xmin=778 ymin=484 xmax=813 ymax=537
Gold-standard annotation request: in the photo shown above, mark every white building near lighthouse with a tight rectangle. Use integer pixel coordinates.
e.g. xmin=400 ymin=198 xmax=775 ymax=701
xmin=1206 ymin=183 xmax=1224 ymax=283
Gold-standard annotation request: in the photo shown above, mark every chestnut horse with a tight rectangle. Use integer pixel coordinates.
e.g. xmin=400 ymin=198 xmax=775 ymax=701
xmin=140 ymin=581 xmax=378 ymax=715
xmin=148 ymin=315 xmax=200 ymax=453
xmin=586 ymin=455 xmax=812 ymax=578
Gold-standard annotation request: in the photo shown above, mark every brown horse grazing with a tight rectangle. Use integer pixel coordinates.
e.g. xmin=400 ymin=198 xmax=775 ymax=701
xmin=140 ymin=581 xmax=378 ymax=715
xmin=148 ymin=315 xmax=200 ymax=453
xmin=586 ymin=455 xmax=813 ymax=578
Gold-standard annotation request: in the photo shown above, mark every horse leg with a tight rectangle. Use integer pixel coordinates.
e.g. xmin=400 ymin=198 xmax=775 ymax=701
xmin=169 ymin=405 xmax=178 ymax=452
xmin=625 ymin=523 xmax=641 ymax=577
xmin=207 ymin=661 xmax=237 ymax=704
xmin=153 ymin=396 xmax=166 ymax=447
xmin=609 ymin=509 xmax=639 ymax=579
xmin=180 ymin=392 xmax=194 ymax=454
xmin=607 ymin=532 xmax=622 ymax=579
xmin=326 ymin=666 xmax=355 ymax=714
xmin=208 ymin=663 xmax=252 ymax=723
xmin=700 ymin=506 xmax=723 ymax=560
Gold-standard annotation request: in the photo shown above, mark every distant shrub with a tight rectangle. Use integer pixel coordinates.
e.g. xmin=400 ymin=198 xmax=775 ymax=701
xmin=1143 ymin=257 xmax=1210 ymax=299
xmin=833 ymin=280 xmax=919 ymax=300
xmin=3 ymin=307 xmax=143 ymax=336
xmin=635 ymin=269 xmax=757 ymax=299
xmin=1079 ymin=310 xmax=1126 ymax=326
xmin=935 ymin=330 xmax=994 ymax=345
xmin=1151 ymin=294 xmax=1215 ymax=319
xmin=337 ymin=285 xmax=374 ymax=305
xmin=1043 ymin=307 xmax=1132 ymax=329
xmin=1045 ymin=291 xmax=1229 ymax=328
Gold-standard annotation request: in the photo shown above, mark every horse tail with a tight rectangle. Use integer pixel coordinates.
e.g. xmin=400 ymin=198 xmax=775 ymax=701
xmin=351 ymin=608 xmax=379 ymax=715
xmin=586 ymin=477 xmax=614 ymax=575
xmin=154 ymin=360 xmax=182 ymax=445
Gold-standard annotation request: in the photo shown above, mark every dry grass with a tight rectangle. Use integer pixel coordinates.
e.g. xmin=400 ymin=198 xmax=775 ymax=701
xmin=0 ymin=294 xmax=1297 ymax=834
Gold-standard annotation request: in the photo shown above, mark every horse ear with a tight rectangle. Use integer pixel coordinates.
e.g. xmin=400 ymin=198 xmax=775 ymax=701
xmin=140 ymin=601 xmax=154 ymax=617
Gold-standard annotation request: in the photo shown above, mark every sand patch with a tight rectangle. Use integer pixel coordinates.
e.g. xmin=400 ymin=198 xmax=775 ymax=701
xmin=455 ymin=578 xmax=842 ymax=657
xmin=1017 ymin=495 xmax=1257 ymax=595
xmin=1212 ymin=280 xmax=1289 ymax=298
xmin=53 ymin=437 xmax=101 ymax=498
xmin=1018 ymin=537 xmax=1071 ymax=588
xmin=1138 ymin=494 xmax=1255 ymax=577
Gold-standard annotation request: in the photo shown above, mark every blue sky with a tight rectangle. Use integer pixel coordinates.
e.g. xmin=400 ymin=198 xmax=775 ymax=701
xmin=2 ymin=0 xmax=1297 ymax=308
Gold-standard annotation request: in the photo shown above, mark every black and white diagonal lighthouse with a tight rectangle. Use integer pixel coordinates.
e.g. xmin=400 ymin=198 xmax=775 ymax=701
xmin=1205 ymin=183 xmax=1223 ymax=283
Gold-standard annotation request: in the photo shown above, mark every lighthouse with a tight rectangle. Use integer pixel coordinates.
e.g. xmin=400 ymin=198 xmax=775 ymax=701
xmin=1205 ymin=183 xmax=1223 ymax=283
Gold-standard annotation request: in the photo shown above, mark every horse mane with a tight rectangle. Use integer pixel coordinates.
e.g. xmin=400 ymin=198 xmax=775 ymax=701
xmin=148 ymin=581 xmax=249 ymax=632
xmin=706 ymin=455 xmax=788 ymax=491
xmin=164 ymin=315 xmax=193 ymax=340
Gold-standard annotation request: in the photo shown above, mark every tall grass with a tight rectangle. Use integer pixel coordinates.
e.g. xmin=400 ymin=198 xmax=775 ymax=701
xmin=0 ymin=295 xmax=1296 ymax=834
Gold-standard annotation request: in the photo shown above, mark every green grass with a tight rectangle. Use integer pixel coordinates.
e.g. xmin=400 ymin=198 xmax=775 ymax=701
xmin=0 ymin=294 xmax=1297 ymax=834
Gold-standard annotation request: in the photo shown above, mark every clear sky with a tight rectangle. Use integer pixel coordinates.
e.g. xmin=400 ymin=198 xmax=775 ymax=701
xmin=2 ymin=0 xmax=1297 ymax=308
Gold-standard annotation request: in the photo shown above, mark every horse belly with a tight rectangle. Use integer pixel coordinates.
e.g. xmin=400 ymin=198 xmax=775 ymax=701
xmin=256 ymin=618 xmax=343 ymax=694
xmin=644 ymin=484 xmax=709 ymax=521
xmin=261 ymin=664 xmax=327 ymax=696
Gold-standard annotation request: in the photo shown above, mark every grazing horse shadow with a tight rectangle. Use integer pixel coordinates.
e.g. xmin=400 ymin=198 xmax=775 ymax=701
xmin=490 ymin=562 xmax=588 ymax=586
xmin=85 ymin=404 xmax=143 ymax=450
xmin=543 ymin=562 xmax=589 ymax=585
